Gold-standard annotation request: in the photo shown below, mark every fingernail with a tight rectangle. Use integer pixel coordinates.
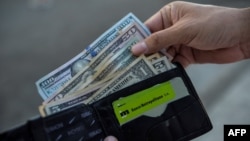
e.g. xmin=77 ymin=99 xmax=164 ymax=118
xmin=131 ymin=41 xmax=148 ymax=55
xmin=104 ymin=136 xmax=118 ymax=141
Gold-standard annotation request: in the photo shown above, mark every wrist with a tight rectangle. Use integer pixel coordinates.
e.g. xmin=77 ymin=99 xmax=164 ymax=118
xmin=239 ymin=7 xmax=250 ymax=59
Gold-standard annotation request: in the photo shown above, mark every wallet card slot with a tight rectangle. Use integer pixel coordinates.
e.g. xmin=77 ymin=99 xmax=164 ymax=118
xmin=119 ymin=96 xmax=194 ymax=141
xmin=92 ymin=63 xmax=212 ymax=141
xmin=42 ymin=105 xmax=105 ymax=141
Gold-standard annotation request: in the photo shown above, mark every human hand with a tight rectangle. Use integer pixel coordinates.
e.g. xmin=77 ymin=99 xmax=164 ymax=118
xmin=104 ymin=136 xmax=118 ymax=141
xmin=132 ymin=1 xmax=250 ymax=67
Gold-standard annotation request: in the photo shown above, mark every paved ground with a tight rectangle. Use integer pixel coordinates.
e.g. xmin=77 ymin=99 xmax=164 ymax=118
xmin=0 ymin=0 xmax=250 ymax=140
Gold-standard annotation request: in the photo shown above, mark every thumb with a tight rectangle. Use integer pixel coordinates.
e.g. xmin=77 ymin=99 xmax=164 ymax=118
xmin=131 ymin=25 xmax=184 ymax=56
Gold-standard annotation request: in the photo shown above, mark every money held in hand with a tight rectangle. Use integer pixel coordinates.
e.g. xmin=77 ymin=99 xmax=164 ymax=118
xmin=37 ymin=13 xmax=174 ymax=116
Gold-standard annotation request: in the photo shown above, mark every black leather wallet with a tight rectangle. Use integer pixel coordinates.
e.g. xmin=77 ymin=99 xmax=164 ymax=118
xmin=0 ymin=63 xmax=212 ymax=141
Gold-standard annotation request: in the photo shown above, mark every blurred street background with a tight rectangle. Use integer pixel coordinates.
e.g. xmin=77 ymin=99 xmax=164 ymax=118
xmin=0 ymin=0 xmax=250 ymax=140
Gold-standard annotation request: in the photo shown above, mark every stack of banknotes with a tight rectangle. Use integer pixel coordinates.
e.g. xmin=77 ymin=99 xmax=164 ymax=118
xmin=36 ymin=13 xmax=174 ymax=116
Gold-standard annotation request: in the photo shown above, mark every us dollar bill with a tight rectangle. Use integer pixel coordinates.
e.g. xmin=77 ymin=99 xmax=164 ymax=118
xmin=41 ymin=55 xmax=172 ymax=116
xmin=90 ymin=38 xmax=138 ymax=83
xmin=151 ymin=56 xmax=171 ymax=74
xmin=36 ymin=13 xmax=150 ymax=100
xmin=146 ymin=53 xmax=161 ymax=63
xmin=41 ymin=72 xmax=120 ymax=116
xmin=42 ymin=80 xmax=107 ymax=116
xmin=42 ymin=55 xmax=157 ymax=116
xmin=44 ymin=23 xmax=148 ymax=104
xmin=41 ymin=71 xmax=121 ymax=116
xmin=86 ymin=55 xmax=157 ymax=104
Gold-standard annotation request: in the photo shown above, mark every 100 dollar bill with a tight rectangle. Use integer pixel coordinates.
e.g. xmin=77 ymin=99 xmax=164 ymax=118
xmin=36 ymin=13 xmax=150 ymax=100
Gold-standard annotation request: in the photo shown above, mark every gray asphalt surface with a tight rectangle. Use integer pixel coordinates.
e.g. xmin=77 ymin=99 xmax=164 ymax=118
xmin=1 ymin=0 xmax=250 ymax=140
